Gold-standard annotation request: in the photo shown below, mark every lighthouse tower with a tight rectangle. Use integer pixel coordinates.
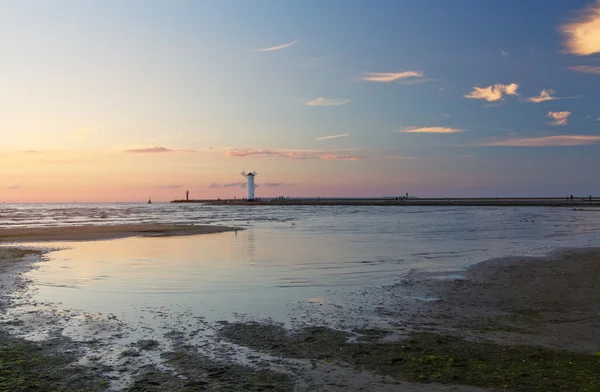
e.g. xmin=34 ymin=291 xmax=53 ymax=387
xmin=241 ymin=171 xmax=257 ymax=200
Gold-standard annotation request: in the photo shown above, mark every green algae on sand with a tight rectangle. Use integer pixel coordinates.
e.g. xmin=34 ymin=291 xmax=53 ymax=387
xmin=221 ymin=323 xmax=600 ymax=392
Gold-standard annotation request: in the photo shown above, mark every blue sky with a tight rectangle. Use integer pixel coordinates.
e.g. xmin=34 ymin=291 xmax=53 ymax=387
xmin=1 ymin=0 xmax=600 ymax=201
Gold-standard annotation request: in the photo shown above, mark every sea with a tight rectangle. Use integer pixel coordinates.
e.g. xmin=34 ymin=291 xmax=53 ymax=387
xmin=1 ymin=202 xmax=600 ymax=367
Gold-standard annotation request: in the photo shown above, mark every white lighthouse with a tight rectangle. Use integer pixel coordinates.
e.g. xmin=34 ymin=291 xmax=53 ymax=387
xmin=241 ymin=171 xmax=257 ymax=200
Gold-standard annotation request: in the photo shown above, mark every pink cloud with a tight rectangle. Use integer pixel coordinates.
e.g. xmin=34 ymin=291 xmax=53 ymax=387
xmin=224 ymin=149 xmax=364 ymax=160
xmin=479 ymin=135 xmax=600 ymax=147
xmin=568 ymin=65 xmax=600 ymax=74
xmin=396 ymin=126 xmax=463 ymax=134
xmin=124 ymin=146 xmax=197 ymax=153
xmin=547 ymin=111 xmax=571 ymax=126
xmin=361 ymin=71 xmax=424 ymax=82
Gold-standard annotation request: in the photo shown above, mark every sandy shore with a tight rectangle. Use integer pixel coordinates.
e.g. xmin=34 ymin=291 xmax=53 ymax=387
xmin=0 ymin=223 xmax=237 ymax=242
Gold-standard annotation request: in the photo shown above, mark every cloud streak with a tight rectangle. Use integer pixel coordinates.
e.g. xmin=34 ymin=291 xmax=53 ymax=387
xmin=158 ymin=185 xmax=183 ymax=189
xmin=526 ymin=89 xmax=556 ymax=103
xmin=208 ymin=182 xmax=246 ymax=189
xmin=6 ymin=184 xmax=20 ymax=190
xmin=396 ymin=126 xmax=464 ymax=134
xmin=316 ymin=133 xmax=349 ymax=140
xmin=479 ymin=135 xmax=600 ymax=147
xmin=124 ymin=146 xmax=197 ymax=153
xmin=305 ymin=97 xmax=350 ymax=107
xmin=361 ymin=71 xmax=424 ymax=82
xmin=547 ymin=111 xmax=571 ymax=126
xmin=464 ymin=83 xmax=519 ymax=101
xmin=525 ymin=89 xmax=581 ymax=103
xmin=569 ymin=65 xmax=600 ymax=74
xmin=560 ymin=0 xmax=600 ymax=55
xmin=225 ymin=148 xmax=364 ymax=160
xmin=252 ymin=40 xmax=297 ymax=52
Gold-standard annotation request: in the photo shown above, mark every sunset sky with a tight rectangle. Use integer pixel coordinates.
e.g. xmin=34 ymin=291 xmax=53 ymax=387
xmin=2 ymin=0 xmax=600 ymax=202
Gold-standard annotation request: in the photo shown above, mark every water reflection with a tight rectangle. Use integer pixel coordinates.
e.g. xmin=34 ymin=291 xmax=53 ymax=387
xmin=18 ymin=206 xmax=600 ymax=324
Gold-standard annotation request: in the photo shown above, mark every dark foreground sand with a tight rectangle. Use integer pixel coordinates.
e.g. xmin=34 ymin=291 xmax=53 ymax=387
xmin=1 ymin=246 xmax=599 ymax=391
xmin=0 ymin=223 xmax=236 ymax=242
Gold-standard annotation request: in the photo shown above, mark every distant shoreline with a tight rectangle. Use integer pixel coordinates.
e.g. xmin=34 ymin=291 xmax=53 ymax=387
xmin=0 ymin=224 xmax=237 ymax=242
xmin=172 ymin=197 xmax=599 ymax=208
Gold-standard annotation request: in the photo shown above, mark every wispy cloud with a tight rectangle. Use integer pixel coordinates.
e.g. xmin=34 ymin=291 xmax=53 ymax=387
xmin=252 ymin=40 xmax=297 ymax=52
xmin=305 ymin=97 xmax=350 ymax=107
xmin=525 ymin=89 xmax=581 ymax=103
xmin=124 ymin=146 xmax=197 ymax=153
xmin=526 ymin=89 xmax=556 ymax=103
xmin=316 ymin=133 xmax=349 ymax=140
xmin=158 ymin=185 xmax=183 ymax=189
xmin=500 ymin=50 xmax=508 ymax=56
xmin=6 ymin=184 xmax=20 ymax=190
xmin=361 ymin=71 xmax=424 ymax=82
xmin=225 ymin=148 xmax=364 ymax=160
xmin=464 ymin=83 xmax=519 ymax=101
xmin=547 ymin=111 xmax=571 ymax=126
xmin=560 ymin=0 xmax=600 ymax=55
xmin=479 ymin=135 xmax=600 ymax=147
xmin=74 ymin=126 xmax=99 ymax=138
xmin=396 ymin=126 xmax=464 ymax=134
xmin=208 ymin=182 xmax=246 ymax=189
xmin=262 ymin=182 xmax=287 ymax=187
xmin=208 ymin=181 xmax=291 ymax=189
xmin=568 ymin=65 xmax=600 ymax=74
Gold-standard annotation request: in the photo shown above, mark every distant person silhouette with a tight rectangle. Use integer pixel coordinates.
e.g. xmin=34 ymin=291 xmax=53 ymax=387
xmin=570 ymin=194 xmax=573 ymax=202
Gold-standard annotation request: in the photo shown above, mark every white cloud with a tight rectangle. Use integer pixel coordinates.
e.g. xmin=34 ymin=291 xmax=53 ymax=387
xmin=568 ymin=65 xmax=600 ymax=74
xmin=252 ymin=40 xmax=297 ymax=52
xmin=396 ymin=126 xmax=464 ymax=134
xmin=305 ymin=97 xmax=350 ymax=106
xmin=361 ymin=71 xmax=424 ymax=82
xmin=547 ymin=111 xmax=571 ymax=126
xmin=316 ymin=133 xmax=349 ymax=140
xmin=464 ymin=83 xmax=519 ymax=101
xmin=560 ymin=1 xmax=600 ymax=55
xmin=479 ymin=135 xmax=600 ymax=147
xmin=500 ymin=50 xmax=508 ymax=56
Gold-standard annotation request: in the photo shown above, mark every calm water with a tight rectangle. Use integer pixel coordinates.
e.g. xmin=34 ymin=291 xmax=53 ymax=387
xmin=3 ymin=203 xmax=600 ymax=326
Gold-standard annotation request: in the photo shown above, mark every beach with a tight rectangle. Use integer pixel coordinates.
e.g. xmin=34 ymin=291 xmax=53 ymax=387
xmin=0 ymin=225 xmax=599 ymax=390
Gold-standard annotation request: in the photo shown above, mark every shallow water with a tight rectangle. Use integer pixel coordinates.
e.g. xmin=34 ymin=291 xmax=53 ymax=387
xmin=4 ymin=203 xmax=600 ymax=326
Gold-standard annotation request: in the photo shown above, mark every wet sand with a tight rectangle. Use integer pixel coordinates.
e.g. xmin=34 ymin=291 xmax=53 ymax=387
xmin=1 ymin=245 xmax=599 ymax=390
xmin=219 ymin=248 xmax=600 ymax=390
xmin=0 ymin=223 xmax=237 ymax=242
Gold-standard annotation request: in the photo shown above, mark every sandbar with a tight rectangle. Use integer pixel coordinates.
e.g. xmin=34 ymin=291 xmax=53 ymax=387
xmin=0 ymin=223 xmax=236 ymax=242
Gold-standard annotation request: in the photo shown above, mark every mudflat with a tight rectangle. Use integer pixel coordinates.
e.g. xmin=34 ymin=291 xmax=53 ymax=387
xmin=0 ymin=224 xmax=236 ymax=242
xmin=220 ymin=248 xmax=600 ymax=391
xmin=1 ymin=246 xmax=599 ymax=390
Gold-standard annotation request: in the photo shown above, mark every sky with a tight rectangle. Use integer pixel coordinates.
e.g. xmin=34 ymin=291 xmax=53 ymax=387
xmin=2 ymin=0 xmax=600 ymax=202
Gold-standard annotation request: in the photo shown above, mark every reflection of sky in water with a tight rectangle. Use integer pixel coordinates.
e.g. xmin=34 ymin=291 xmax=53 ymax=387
xmin=20 ymin=206 xmax=600 ymax=324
